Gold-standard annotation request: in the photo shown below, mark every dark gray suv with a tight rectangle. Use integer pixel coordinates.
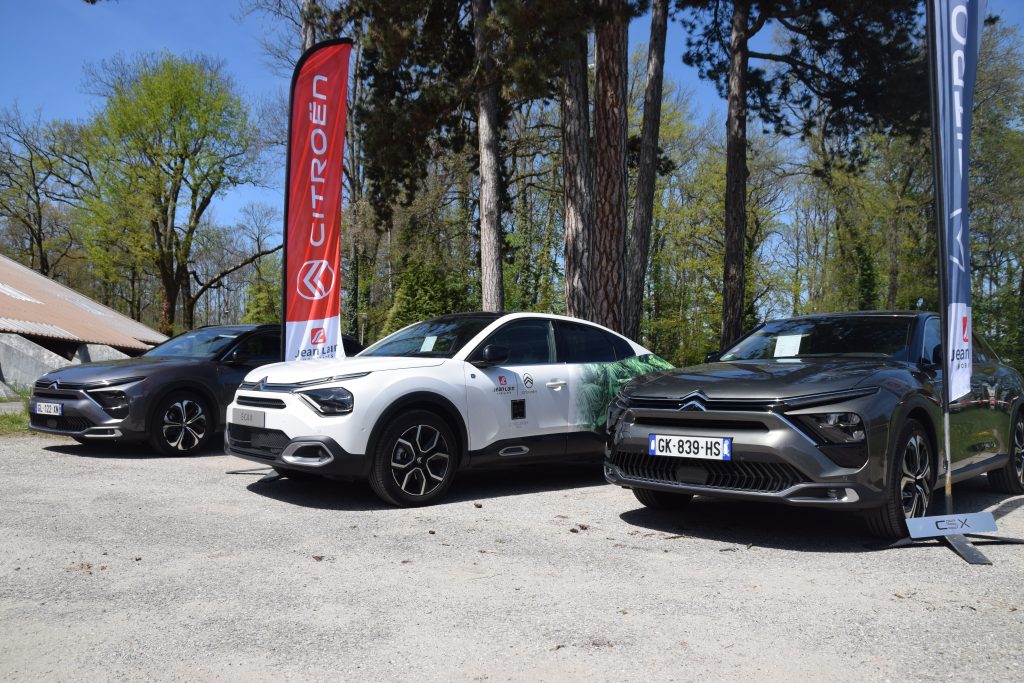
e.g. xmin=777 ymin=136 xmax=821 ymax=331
xmin=605 ymin=312 xmax=1024 ymax=538
xmin=29 ymin=324 xmax=363 ymax=455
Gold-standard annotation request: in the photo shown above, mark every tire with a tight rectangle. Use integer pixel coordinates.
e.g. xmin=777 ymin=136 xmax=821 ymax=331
xmin=865 ymin=418 xmax=934 ymax=539
xmin=632 ymin=487 xmax=694 ymax=510
xmin=368 ymin=410 xmax=457 ymax=507
xmin=148 ymin=391 xmax=213 ymax=457
xmin=989 ymin=412 xmax=1024 ymax=494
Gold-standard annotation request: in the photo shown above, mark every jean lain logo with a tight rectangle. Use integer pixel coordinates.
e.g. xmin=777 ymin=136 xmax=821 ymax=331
xmin=962 ymin=316 xmax=970 ymax=344
xmin=310 ymin=327 xmax=326 ymax=345
xmin=297 ymin=260 xmax=334 ymax=301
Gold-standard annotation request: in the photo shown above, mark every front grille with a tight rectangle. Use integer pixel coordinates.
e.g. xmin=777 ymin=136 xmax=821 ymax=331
xmin=33 ymin=390 xmax=74 ymax=400
xmin=637 ymin=417 xmax=769 ymax=432
xmin=227 ymin=425 xmax=290 ymax=459
xmin=29 ymin=414 xmax=95 ymax=432
xmin=236 ymin=395 xmax=286 ymax=409
xmin=611 ymin=446 xmax=809 ymax=493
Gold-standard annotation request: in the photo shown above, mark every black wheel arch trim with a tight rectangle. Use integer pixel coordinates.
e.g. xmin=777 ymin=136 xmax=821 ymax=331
xmin=888 ymin=391 xmax=942 ymax=483
xmin=367 ymin=392 xmax=470 ymax=468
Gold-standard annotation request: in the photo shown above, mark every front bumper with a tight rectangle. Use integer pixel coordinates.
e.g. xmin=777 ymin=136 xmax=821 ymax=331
xmin=605 ymin=404 xmax=886 ymax=510
xmin=225 ymin=424 xmax=370 ymax=479
xmin=27 ymin=387 xmax=140 ymax=440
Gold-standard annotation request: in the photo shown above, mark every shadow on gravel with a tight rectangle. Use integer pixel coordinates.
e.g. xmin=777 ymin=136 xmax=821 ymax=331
xmin=242 ymin=463 xmax=607 ymax=512
xmin=43 ymin=440 xmax=226 ymax=459
xmin=618 ymin=475 xmax=1024 ymax=554
xmin=619 ymin=498 xmax=872 ymax=553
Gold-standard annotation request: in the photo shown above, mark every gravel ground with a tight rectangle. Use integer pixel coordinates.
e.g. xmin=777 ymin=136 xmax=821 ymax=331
xmin=1 ymin=432 xmax=1023 ymax=682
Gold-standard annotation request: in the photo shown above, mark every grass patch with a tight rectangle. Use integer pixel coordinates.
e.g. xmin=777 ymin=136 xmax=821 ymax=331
xmin=0 ymin=409 xmax=28 ymax=435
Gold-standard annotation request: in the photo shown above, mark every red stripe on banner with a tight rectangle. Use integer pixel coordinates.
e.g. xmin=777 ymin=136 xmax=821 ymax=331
xmin=284 ymin=40 xmax=352 ymax=361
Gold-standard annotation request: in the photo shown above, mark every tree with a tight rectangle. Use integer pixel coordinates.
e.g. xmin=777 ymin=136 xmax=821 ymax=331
xmin=677 ymin=0 xmax=924 ymax=348
xmin=79 ymin=54 xmax=265 ymax=334
xmin=623 ymin=0 xmax=669 ymax=339
xmin=591 ymin=0 xmax=631 ymax=333
xmin=0 ymin=107 xmax=77 ymax=276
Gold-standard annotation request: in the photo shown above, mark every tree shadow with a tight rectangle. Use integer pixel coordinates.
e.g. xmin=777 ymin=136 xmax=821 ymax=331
xmin=43 ymin=439 xmax=226 ymax=460
xmin=241 ymin=463 xmax=608 ymax=512
xmin=617 ymin=475 xmax=1024 ymax=553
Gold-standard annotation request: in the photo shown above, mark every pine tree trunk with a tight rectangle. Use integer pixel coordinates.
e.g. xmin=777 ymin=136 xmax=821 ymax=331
xmin=473 ymin=0 xmax=504 ymax=312
xmin=560 ymin=33 xmax=593 ymax=321
xmin=592 ymin=0 xmax=629 ymax=333
xmin=301 ymin=0 xmax=316 ymax=51
xmin=721 ymin=0 xmax=750 ymax=350
xmin=623 ymin=0 xmax=668 ymax=340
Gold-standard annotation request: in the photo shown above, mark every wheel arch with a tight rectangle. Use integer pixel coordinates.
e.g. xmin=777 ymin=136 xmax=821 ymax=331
xmin=367 ymin=391 xmax=470 ymax=467
xmin=891 ymin=393 xmax=942 ymax=486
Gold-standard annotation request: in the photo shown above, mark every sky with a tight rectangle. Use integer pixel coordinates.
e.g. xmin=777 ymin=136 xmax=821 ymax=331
xmin=2 ymin=0 xmax=1023 ymax=230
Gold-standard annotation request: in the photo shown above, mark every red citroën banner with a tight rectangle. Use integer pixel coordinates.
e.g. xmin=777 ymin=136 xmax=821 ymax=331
xmin=283 ymin=39 xmax=353 ymax=362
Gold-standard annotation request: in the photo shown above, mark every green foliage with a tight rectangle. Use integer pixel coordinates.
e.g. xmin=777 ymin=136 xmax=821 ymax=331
xmin=242 ymin=253 xmax=283 ymax=324
xmin=383 ymin=259 xmax=476 ymax=334
xmin=0 ymin=409 xmax=28 ymax=436
xmin=80 ymin=53 xmax=263 ymax=332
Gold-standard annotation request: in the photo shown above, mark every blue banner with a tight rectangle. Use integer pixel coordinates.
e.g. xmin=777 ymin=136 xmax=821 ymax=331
xmin=930 ymin=0 xmax=981 ymax=402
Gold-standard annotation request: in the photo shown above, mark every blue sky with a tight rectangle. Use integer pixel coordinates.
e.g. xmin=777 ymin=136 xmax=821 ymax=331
xmin=2 ymin=1 xmax=1022 ymax=229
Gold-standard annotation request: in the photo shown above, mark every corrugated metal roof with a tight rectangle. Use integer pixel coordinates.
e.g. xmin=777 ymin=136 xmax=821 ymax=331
xmin=0 ymin=255 xmax=167 ymax=351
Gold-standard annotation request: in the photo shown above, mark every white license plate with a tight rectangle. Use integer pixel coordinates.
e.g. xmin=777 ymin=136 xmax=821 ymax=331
xmin=34 ymin=401 xmax=62 ymax=416
xmin=648 ymin=433 xmax=732 ymax=460
xmin=232 ymin=408 xmax=265 ymax=429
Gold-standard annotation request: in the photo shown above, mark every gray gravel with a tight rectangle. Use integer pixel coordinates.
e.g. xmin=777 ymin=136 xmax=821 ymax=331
xmin=1 ymin=432 xmax=1023 ymax=681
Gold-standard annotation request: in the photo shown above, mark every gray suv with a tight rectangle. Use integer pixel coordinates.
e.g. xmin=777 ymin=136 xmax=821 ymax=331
xmin=29 ymin=324 xmax=362 ymax=455
xmin=605 ymin=312 xmax=1024 ymax=538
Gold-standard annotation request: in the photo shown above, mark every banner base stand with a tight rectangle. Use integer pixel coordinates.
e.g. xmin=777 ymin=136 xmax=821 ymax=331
xmin=870 ymin=532 xmax=1024 ymax=565
xmin=258 ymin=470 xmax=284 ymax=484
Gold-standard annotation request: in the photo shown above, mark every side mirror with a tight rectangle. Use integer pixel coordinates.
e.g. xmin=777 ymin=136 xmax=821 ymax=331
xmin=474 ymin=344 xmax=510 ymax=367
xmin=223 ymin=348 xmax=253 ymax=366
xmin=930 ymin=345 xmax=942 ymax=367
xmin=704 ymin=351 xmax=721 ymax=363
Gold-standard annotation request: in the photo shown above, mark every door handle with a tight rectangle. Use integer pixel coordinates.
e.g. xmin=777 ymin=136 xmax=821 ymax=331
xmin=546 ymin=379 xmax=568 ymax=390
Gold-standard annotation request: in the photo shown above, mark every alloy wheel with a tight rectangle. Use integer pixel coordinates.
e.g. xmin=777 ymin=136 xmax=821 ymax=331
xmin=899 ymin=433 xmax=931 ymax=519
xmin=389 ymin=424 xmax=451 ymax=497
xmin=161 ymin=399 xmax=208 ymax=451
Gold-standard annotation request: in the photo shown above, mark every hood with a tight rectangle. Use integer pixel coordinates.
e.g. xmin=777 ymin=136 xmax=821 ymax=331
xmin=626 ymin=358 xmax=898 ymax=401
xmin=244 ymin=355 xmax=447 ymax=384
xmin=35 ymin=357 xmax=207 ymax=387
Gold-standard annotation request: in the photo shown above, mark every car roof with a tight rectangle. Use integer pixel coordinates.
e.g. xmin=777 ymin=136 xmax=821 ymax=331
xmin=768 ymin=310 xmax=934 ymax=324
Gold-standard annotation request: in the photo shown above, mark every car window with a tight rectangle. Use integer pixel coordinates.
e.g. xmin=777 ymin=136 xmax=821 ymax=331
xmin=973 ymin=334 xmax=991 ymax=364
xmin=230 ymin=332 xmax=280 ymax=363
xmin=145 ymin=328 xmax=245 ymax=358
xmin=362 ymin=315 xmax=498 ymax=358
xmin=470 ymin=319 xmax=555 ymax=365
xmin=607 ymin=332 xmax=635 ymax=360
xmin=558 ymin=321 xmax=617 ymax=363
xmin=720 ymin=316 xmax=914 ymax=361
xmin=922 ymin=317 xmax=941 ymax=364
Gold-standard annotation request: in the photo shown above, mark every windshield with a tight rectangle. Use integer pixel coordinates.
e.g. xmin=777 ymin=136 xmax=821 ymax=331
xmin=144 ymin=328 xmax=244 ymax=359
xmin=361 ymin=316 xmax=497 ymax=358
xmin=720 ymin=316 xmax=915 ymax=361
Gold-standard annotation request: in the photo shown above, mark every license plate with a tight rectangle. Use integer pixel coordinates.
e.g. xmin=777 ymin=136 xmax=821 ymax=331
xmin=232 ymin=408 xmax=265 ymax=429
xmin=33 ymin=401 xmax=62 ymax=416
xmin=648 ymin=433 xmax=732 ymax=460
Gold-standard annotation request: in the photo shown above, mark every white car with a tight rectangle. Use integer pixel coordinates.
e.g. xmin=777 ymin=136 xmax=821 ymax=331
xmin=225 ymin=312 xmax=672 ymax=506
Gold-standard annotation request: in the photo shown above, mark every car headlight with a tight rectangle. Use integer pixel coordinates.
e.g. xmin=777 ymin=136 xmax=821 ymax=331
xmin=87 ymin=389 xmax=130 ymax=419
xmin=298 ymin=387 xmax=354 ymax=415
xmin=799 ymin=412 xmax=865 ymax=443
